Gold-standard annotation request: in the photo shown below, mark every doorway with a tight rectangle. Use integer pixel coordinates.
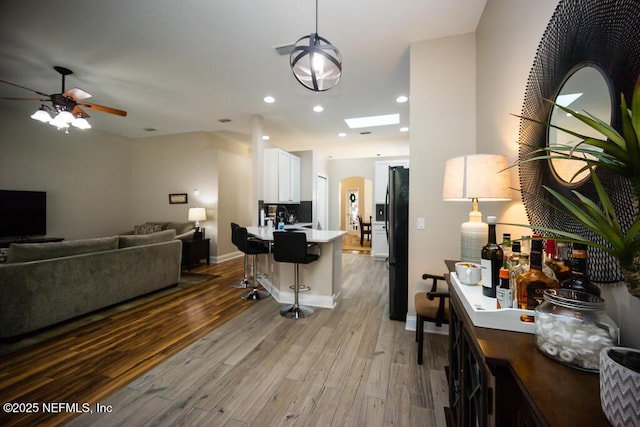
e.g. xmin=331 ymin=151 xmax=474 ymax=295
xmin=339 ymin=176 xmax=373 ymax=253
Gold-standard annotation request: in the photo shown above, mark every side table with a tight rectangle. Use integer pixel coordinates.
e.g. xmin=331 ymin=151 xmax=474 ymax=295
xmin=182 ymin=238 xmax=210 ymax=270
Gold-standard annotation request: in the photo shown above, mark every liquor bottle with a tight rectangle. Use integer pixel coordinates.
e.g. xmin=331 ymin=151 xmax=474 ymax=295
xmin=510 ymin=250 xmax=529 ymax=309
xmin=543 ymin=239 xmax=558 ymax=281
xmin=544 ymin=239 xmax=571 ymax=282
xmin=560 ymin=243 xmax=601 ymax=296
xmin=510 ymin=241 xmax=521 ymax=269
xmin=520 ymin=235 xmax=531 ymax=257
xmin=501 ymin=233 xmax=512 ymax=269
xmin=481 ymin=216 xmax=503 ymax=298
xmin=553 ymin=242 xmax=572 ymax=282
xmin=496 ymin=268 xmax=512 ymax=309
xmin=515 ymin=239 xmax=559 ymax=316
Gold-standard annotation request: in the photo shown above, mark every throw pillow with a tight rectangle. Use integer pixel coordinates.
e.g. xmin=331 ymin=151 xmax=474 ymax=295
xmin=119 ymin=229 xmax=177 ymax=248
xmin=134 ymin=224 xmax=163 ymax=235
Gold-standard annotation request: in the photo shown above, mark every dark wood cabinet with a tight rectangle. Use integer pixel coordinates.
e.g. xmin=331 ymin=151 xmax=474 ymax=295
xmin=444 ymin=260 xmax=609 ymax=427
xmin=182 ymin=238 xmax=210 ymax=269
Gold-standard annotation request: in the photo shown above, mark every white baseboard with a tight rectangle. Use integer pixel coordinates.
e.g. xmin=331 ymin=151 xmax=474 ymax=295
xmin=258 ymin=277 xmax=337 ymax=309
xmin=210 ymin=251 xmax=243 ymax=264
xmin=405 ymin=314 xmax=449 ymax=336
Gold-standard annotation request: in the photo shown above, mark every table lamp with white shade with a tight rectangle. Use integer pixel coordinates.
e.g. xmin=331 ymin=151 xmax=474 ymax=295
xmin=442 ymin=154 xmax=512 ymax=264
xmin=188 ymin=207 xmax=207 ymax=240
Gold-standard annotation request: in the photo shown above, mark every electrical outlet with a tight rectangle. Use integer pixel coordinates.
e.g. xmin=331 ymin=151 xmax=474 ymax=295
xmin=417 ymin=217 xmax=425 ymax=230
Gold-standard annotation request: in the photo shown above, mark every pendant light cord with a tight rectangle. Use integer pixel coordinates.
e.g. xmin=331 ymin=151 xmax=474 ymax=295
xmin=315 ymin=0 xmax=319 ymax=34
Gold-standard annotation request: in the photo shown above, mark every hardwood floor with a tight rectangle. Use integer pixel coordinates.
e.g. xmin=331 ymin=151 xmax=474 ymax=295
xmin=0 ymin=253 xmax=449 ymax=426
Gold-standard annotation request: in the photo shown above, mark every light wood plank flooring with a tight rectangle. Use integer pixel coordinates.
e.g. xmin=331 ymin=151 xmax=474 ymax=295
xmin=2 ymin=253 xmax=449 ymax=426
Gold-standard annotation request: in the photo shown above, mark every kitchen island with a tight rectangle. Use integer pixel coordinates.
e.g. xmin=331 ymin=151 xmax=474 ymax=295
xmin=247 ymin=226 xmax=346 ymax=309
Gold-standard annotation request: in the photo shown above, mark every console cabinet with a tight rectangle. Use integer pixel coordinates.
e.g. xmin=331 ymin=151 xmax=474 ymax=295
xmin=445 ymin=260 xmax=609 ymax=427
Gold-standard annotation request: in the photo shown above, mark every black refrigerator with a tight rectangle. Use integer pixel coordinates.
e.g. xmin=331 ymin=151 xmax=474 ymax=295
xmin=386 ymin=166 xmax=409 ymax=321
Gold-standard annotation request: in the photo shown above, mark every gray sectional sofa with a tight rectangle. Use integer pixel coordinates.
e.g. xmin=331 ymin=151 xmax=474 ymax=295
xmin=0 ymin=229 xmax=182 ymax=338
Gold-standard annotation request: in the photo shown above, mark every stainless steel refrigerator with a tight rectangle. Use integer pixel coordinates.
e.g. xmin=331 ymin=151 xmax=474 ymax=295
xmin=386 ymin=166 xmax=409 ymax=321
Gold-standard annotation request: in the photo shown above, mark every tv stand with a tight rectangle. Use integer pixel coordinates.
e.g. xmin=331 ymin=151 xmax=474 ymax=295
xmin=0 ymin=236 xmax=64 ymax=248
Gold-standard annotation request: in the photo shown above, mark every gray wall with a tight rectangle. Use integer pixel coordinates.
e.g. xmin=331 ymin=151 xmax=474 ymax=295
xmin=0 ymin=108 xmax=132 ymax=239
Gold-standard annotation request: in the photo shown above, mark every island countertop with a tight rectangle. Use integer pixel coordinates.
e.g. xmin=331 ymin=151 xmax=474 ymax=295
xmin=246 ymin=226 xmax=345 ymax=243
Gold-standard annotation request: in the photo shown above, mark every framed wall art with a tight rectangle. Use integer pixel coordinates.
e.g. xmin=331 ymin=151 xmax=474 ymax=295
xmin=169 ymin=193 xmax=188 ymax=204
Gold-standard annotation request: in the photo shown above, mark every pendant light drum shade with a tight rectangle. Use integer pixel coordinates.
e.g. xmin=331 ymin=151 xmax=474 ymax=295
xmin=290 ymin=33 xmax=342 ymax=92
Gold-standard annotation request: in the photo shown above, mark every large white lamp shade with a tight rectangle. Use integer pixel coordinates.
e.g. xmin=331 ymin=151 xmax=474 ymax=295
xmin=443 ymin=154 xmax=511 ymax=263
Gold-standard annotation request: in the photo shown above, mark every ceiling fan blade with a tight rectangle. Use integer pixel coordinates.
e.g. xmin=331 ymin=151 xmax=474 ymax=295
xmin=72 ymin=106 xmax=90 ymax=118
xmin=64 ymin=87 xmax=92 ymax=101
xmin=1 ymin=97 xmax=49 ymax=101
xmin=80 ymin=102 xmax=127 ymax=117
xmin=0 ymin=79 xmax=50 ymax=97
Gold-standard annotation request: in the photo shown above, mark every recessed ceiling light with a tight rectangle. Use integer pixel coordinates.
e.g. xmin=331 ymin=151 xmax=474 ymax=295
xmin=396 ymin=95 xmax=409 ymax=103
xmin=264 ymin=96 xmax=275 ymax=103
xmin=345 ymin=113 xmax=399 ymax=129
xmin=400 ymin=126 xmax=409 ymax=132
xmin=262 ymin=135 xmax=270 ymax=140
xmin=338 ymin=132 xmax=347 ymax=137
xmin=313 ymin=105 xmax=324 ymax=112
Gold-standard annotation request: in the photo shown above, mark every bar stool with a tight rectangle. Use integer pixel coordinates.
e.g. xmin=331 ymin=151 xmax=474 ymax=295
xmin=235 ymin=226 xmax=270 ymax=300
xmin=272 ymin=231 xmax=319 ymax=319
xmin=230 ymin=222 xmax=250 ymax=289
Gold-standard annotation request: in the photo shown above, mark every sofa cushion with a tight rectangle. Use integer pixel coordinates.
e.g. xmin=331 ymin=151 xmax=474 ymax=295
xmin=166 ymin=221 xmax=194 ymax=235
xmin=7 ymin=236 xmax=119 ymax=263
xmin=119 ymin=229 xmax=176 ymax=248
xmin=134 ymin=223 xmax=163 ymax=235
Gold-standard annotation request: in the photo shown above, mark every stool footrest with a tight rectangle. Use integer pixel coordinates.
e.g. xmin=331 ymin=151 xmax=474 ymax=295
xmin=242 ymin=289 xmax=270 ymax=300
xmin=280 ymin=304 xmax=314 ymax=319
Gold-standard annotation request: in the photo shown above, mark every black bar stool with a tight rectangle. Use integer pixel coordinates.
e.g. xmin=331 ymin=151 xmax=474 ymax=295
xmin=230 ymin=222 xmax=250 ymax=289
xmin=235 ymin=226 xmax=270 ymax=300
xmin=272 ymin=231 xmax=319 ymax=318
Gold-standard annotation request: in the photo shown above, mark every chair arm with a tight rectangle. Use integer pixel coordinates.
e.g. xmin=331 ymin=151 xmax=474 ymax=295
xmin=426 ymin=290 xmax=449 ymax=301
xmin=422 ymin=273 xmax=446 ymax=293
xmin=424 ymin=290 xmax=450 ymax=325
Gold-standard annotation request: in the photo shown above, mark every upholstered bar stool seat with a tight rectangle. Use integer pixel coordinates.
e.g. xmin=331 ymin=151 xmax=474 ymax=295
xmin=235 ymin=226 xmax=270 ymax=300
xmin=272 ymin=231 xmax=319 ymax=319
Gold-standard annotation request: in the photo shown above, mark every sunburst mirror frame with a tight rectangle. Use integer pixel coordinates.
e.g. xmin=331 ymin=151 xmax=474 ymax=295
xmin=518 ymin=0 xmax=640 ymax=283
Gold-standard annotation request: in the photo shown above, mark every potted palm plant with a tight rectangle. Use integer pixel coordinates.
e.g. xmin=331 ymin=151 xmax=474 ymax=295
xmin=510 ymin=75 xmax=640 ymax=427
xmin=511 ymin=75 xmax=640 ymax=299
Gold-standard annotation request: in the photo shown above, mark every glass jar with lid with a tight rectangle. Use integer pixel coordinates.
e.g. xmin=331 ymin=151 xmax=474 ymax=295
xmin=535 ymin=288 xmax=618 ymax=372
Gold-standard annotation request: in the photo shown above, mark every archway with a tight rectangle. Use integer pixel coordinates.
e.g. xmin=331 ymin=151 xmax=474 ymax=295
xmin=338 ymin=176 xmax=373 ymax=234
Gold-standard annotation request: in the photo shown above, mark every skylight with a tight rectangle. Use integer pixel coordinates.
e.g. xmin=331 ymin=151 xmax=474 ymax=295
xmin=344 ymin=113 xmax=400 ymax=129
xmin=556 ymin=93 xmax=583 ymax=107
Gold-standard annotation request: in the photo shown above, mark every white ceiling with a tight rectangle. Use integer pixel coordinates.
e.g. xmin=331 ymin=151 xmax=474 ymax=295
xmin=0 ymin=0 xmax=486 ymax=159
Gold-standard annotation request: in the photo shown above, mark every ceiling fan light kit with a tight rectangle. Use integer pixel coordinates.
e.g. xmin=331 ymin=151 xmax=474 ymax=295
xmin=1 ymin=65 xmax=126 ymax=134
xmin=290 ymin=0 xmax=342 ymax=92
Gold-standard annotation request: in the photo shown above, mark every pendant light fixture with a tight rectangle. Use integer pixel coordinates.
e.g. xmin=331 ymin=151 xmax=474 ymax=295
xmin=290 ymin=0 xmax=342 ymax=92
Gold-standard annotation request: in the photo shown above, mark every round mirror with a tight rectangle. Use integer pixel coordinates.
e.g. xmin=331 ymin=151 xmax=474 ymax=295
xmin=518 ymin=0 xmax=640 ymax=283
xmin=548 ymin=64 xmax=612 ymax=186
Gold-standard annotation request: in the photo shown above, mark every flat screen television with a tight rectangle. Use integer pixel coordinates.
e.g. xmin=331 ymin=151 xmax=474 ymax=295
xmin=0 ymin=190 xmax=47 ymax=238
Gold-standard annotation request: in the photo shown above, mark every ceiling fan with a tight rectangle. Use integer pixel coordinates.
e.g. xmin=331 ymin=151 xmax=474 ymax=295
xmin=0 ymin=66 xmax=127 ymax=131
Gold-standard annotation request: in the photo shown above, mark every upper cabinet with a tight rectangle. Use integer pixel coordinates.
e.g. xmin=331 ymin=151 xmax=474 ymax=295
xmin=264 ymin=148 xmax=300 ymax=203
xmin=374 ymin=159 xmax=409 ymax=204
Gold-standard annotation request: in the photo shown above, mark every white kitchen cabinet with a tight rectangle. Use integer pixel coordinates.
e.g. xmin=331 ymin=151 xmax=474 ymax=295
xmin=264 ymin=148 xmax=300 ymax=203
xmin=374 ymin=159 xmax=409 ymax=204
xmin=371 ymin=222 xmax=388 ymax=261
